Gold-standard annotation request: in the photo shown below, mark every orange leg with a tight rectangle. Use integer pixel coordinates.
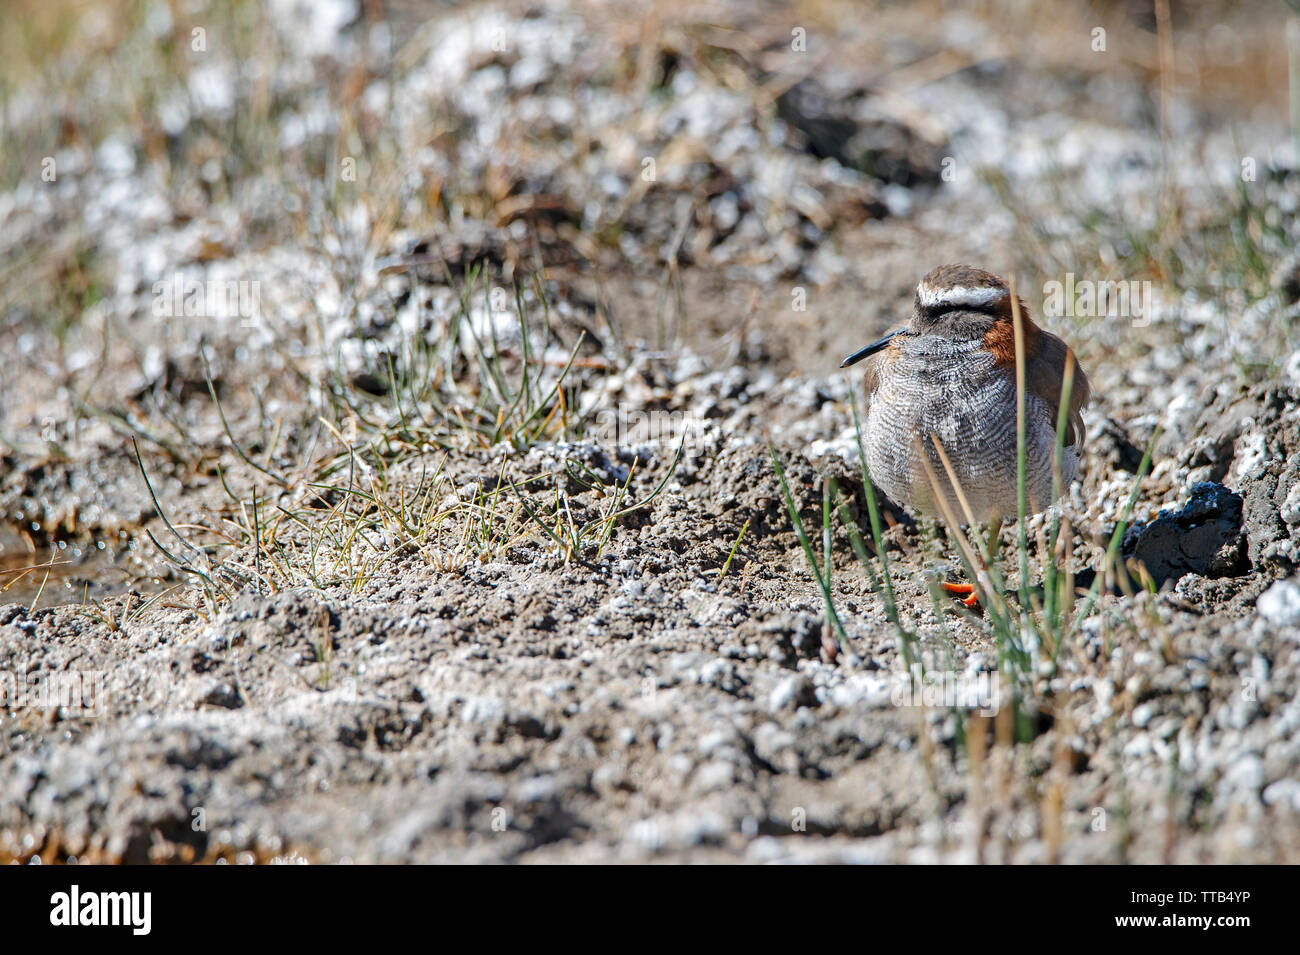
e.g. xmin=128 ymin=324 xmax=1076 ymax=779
xmin=938 ymin=516 xmax=1002 ymax=611
xmin=941 ymin=580 xmax=981 ymax=608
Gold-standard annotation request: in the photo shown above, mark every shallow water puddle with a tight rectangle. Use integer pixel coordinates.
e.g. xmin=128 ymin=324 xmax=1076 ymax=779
xmin=0 ymin=526 xmax=164 ymax=610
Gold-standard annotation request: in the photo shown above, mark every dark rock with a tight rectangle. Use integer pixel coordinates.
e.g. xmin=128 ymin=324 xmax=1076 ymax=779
xmin=1122 ymin=482 xmax=1250 ymax=588
xmin=776 ymin=79 xmax=945 ymax=188
xmin=1094 ymin=417 xmax=1147 ymax=474
xmin=196 ymin=681 xmax=242 ymax=710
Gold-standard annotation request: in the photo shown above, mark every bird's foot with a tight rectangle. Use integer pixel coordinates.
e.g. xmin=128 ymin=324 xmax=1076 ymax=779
xmin=941 ymin=580 xmax=982 ymax=610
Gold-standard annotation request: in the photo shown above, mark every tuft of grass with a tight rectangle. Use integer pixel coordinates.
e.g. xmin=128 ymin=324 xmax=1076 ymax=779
xmin=767 ymin=445 xmax=848 ymax=652
xmin=134 ymin=268 xmax=676 ymax=607
xmin=692 ymin=517 xmax=750 ymax=619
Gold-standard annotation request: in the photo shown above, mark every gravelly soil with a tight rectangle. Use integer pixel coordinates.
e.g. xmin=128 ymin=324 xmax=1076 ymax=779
xmin=2 ymin=0 xmax=1300 ymax=863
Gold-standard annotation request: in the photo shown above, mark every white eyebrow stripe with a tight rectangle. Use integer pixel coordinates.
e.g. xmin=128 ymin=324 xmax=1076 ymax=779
xmin=918 ymin=284 xmax=1005 ymax=308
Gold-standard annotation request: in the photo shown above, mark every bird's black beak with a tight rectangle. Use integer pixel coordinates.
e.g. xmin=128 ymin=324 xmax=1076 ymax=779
xmin=840 ymin=328 xmax=903 ymax=368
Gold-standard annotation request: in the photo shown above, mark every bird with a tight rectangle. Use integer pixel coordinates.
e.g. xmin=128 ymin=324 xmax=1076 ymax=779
xmin=840 ymin=264 xmax=1091 ymax=606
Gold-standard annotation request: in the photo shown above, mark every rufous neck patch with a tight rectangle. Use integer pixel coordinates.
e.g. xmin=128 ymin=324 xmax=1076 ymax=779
xmin=983 ymin=314 xmax=1041 ymax=367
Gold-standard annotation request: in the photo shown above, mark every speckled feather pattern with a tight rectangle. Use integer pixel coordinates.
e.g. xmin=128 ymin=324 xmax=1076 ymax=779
xmin=863 ymin=333 xmax=1078 ymax=522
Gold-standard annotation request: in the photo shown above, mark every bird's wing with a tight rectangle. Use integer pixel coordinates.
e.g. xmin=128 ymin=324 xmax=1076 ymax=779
xmin=1026 ymin=329 xmax=1091 ymax=448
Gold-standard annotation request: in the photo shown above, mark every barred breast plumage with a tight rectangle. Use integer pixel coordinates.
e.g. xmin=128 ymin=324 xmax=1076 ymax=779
xmin=862 ymin=334 xmax=1076 ymax=522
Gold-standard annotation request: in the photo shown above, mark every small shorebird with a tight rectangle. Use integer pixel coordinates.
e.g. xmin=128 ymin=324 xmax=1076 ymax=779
xmin=840 ymin=264 xmax=1090 ymax=605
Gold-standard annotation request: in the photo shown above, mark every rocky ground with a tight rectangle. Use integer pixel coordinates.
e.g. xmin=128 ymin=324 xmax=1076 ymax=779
xmin=2 ymin=0 xmax=1299 ymax=863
